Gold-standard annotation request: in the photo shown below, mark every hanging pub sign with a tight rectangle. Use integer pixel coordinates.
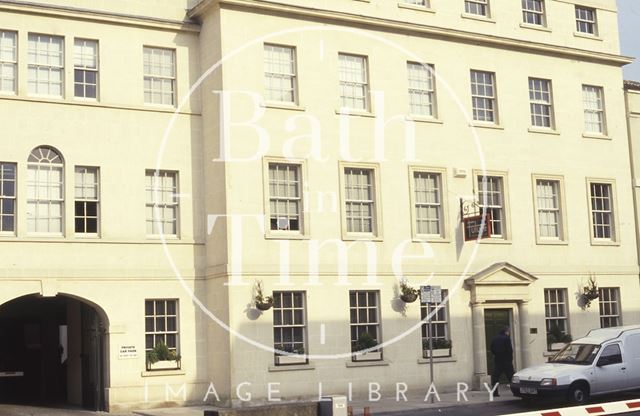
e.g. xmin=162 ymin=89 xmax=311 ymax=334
xmin=463 ymin=213 xmax=492 ymax=241
xmin=460 ymin=196 xmax=492 ymax=241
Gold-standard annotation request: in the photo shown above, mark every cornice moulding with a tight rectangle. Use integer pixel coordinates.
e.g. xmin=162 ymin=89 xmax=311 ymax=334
xmin=0 ymin=0 xmax=201 ymax=32
xmin=191 ymin=0 xmax=633 ymax=66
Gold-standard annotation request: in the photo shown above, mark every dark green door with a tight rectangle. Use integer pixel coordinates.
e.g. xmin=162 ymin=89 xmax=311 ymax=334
xmin=484 ymin=309 xmax=511 ymax=378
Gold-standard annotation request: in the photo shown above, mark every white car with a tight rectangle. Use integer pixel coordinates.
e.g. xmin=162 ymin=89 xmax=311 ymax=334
xmin=510 ymin=325 xmax=640 ymax=404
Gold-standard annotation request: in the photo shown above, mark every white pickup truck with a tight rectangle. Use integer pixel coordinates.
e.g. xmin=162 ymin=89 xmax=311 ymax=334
xmin=510 ymin=325 xmax=640 ymax=404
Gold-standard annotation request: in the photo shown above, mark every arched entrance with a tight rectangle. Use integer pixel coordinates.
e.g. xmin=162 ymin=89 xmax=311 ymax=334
xmin=0 ymin=294 xmax=108 ymax=411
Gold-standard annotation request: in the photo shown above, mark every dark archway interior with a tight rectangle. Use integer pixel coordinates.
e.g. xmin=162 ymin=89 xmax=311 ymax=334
xmin=0 ymin=295 xmax=105 ymax=410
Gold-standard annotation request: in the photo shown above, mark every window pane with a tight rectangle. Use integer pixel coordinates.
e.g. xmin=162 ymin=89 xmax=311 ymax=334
xmin=407 ymin=62 xmax=436 ymax=117
xmin=272 ymin=291 xmax=307 ymax=364
xmin=339 ymin=54 xmax=369 ymax=111
xmin=27 ymin=34 xmax=64 ymax=98
xmin=264 ymin=44 xmax=297 ymax=103
xmin=349 ymin=290 xmax=381 ymax=357
xmin=145 ymin=299 xmax=180 ymax=357
xmin=344 ymin=168 xmax=375 ymax=234
xmin=478 ymin=175 xmax=505 ymax=238
xmin=145 ymin=170 xmax=179 ymax=236
xmin=470 ymin=70 xmax=496 ymax=122
xmin=143 ymin=47 xmax=176 ymax=105
xmin=268 ymin=163 xmax=302 ymax=232
xmin=74 ymin=167 xmax=99 ymax=234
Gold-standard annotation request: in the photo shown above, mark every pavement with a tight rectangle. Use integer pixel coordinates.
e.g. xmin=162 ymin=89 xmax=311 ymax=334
xmin=0 ymin=404 xmax=133 ymax=416
xmin=0 ymin=386 xmax=517 ymax=416
xmin=2 ymin=386 xmax=638 ymax=416
xmin=133 ymin=384 xmax=518 ymax=416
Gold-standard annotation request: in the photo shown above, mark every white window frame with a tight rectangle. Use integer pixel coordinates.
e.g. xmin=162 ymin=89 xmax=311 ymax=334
xmin=27 ymin=33 xmax=64 ymax=98
xmin=74 ymin=38 xmax=99 ymax=101
xmin=475 ymin=171 xmax=510 ymax=240
xmin=544 ymin=288 xmax=570 ymax=350
xmin=586 ymin=178 xmax=618 ymax=245
xmin=338 ymin=53 xmax=370 ymax=112
xmin=582 ymin=85 xmax=607 ymax=135
xmin=599 ymin=287 xmax=621 ymax=328
xmin=409 ymin=166 xmax=448 ymax=241
xmin=339 ymin=162 xmax=382 ymax=239
xmin=421 ymin=289 xmax=450 ymax=358
xmin=272 ymin=291 xmax=308 ymax=365
xmin=532 ymin=175 xmax=567 ymax=244
xmin=26 ymin=146 xmax=64 ymax=236
xmin=575 ymin=6 xmax=598 ymax=35
xmin=264 ymin=43 xmax=298 ymax=104
xmin=143 ymin=46 xmax=176 ymax=107
xmin=74 ymin=166 xmax=100 ymax=236
xmin=522 ymin=0 xmax=546 ymax=26
xmin=0 ymin=162 xmax=16 ymax=235
xmin=145 ymin=170 xmax=180 ymax=238
xmin=465 ymin=0 xmax=490 ymax=17
xmin=144 ymin=299 xmax=180 ymax=367
xmin=529 ymin=77 xmax=555 ymax=129
xmin=349 ymin=290 xmax=382 ymax=361
xmin=263 ymin=157 xmax=308 ymax=238
xmin=0 ymin=30 xmax=17 ymax=95
xmin=407 ymin=62 xmax=437 ymax=118
xmin=470 ymin=70 xmax=498 ymax=124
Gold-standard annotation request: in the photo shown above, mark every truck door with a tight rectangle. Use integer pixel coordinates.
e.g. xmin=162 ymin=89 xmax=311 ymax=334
xmin=624 ymin=334 xmax=640 ymax=389
xmin=593 ymin=343 xmax=627 ymax=394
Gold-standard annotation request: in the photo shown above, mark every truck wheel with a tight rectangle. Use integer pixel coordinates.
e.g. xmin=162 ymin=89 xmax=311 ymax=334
xmin=568 ymin=382 xmax=590 ymax=405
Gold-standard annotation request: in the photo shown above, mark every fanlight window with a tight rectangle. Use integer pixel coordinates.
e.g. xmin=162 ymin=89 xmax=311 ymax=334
xmin=27 ymin=146 xmax=64 ymax=234
xmin=28 ymin=147 xmax=63 ymax=164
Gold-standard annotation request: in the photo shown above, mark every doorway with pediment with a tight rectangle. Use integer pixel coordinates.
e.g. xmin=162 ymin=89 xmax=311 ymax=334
xmin=465 ymin=262 xmax=537 ymax=389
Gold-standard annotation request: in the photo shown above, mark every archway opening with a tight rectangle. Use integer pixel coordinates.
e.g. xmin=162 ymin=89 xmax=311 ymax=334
xmin=0 ymin=294 xmax=107 ymax=411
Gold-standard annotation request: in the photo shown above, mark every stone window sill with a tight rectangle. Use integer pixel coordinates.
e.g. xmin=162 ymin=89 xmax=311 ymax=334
xmin=141 ymin=369 xmax=186 ymax=377
xmin=262 ymin=102 xmax=306 ymax=112
xmin=268 ymin=364 xmax=316 ymax=372
xmin=461 ymin=13 xmax=495 ymax=23
xmin=519 ymin=23 xmax=552 ymax=32
xmin=528 ymin=127 xmax=560 ymax=135
xmin=417 ymin=356 xmax=457 ymax=364
xmin=469 ymin=122 xmax=504 ymax=130
xmin=346 ymin=360 xmax=390 ymax=368
xmin=398 ymin=3 xmax=435 ymax=13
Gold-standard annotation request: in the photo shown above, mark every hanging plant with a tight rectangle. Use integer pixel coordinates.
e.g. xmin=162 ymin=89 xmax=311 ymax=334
xmin=399 ymin=278 xmax=419 ymax=303
xmin=580 ymin=275 xmax=600 ymax=308
xmin=253 ymin=280 xmax=274 ymax=311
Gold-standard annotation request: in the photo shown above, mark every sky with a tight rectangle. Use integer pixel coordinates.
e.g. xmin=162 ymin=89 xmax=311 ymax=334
xmin=618 ymin=0 xmax=640 ymax=81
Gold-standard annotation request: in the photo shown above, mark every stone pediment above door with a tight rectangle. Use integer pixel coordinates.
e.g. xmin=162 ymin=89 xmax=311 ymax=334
xmin=465 ymin=262 xmax=537 ymax=303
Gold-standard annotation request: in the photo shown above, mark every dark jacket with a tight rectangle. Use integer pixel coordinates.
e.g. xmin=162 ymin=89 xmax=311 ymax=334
xmin=490 ymin=333 xmax=513 ymax=362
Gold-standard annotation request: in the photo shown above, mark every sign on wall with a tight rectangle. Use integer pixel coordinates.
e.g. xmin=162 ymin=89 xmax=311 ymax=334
xmin=118 ymin=345 xmax=138 ymax=360
xmin=420 ymin=285 xmax=442 ymax=304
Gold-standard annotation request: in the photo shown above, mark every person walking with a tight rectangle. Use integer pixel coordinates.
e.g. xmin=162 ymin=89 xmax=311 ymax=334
xmin=490 ymin=326 xmax=514 ymax=397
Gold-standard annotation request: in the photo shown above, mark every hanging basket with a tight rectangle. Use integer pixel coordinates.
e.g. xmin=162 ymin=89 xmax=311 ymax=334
xmin=256 ymin=301 xmax=273 ymax=311
xmin=584 ymin=291 xmax=599 ymax=301
xmin=400 ymin=292 xmax=418 ymax=303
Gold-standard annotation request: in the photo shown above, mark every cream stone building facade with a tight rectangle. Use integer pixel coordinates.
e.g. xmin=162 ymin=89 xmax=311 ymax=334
xmin=0 ymin=0 xmax=639 ymax=412
xmin=626 ymin=80 xmax=640 ymax=262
